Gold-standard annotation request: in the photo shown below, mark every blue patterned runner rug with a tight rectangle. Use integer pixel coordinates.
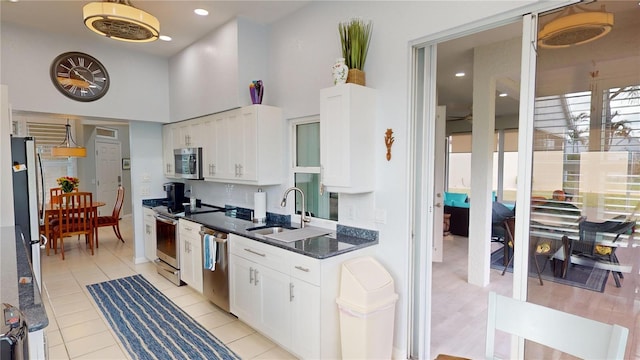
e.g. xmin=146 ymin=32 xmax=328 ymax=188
xmin=87 ymin=274 xmax=240 ymax=360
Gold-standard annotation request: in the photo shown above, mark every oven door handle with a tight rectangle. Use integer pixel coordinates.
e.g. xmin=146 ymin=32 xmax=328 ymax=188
xmin=155 ymin=215 xmax=178 ymax=225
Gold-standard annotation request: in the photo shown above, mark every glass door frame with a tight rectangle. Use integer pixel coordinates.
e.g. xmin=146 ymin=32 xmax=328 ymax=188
xmin=407 ymin=1 xmax=579 ymax=358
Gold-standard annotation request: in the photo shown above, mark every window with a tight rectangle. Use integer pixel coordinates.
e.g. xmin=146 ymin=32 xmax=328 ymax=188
xmin=292 ymin=117 xmax=338 ymax=221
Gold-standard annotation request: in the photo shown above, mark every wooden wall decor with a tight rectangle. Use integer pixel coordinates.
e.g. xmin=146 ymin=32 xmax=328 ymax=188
xmin=385 ymin=128 xmax=394 ymax=161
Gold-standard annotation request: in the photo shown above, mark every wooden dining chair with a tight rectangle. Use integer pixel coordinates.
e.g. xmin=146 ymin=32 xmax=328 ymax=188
xmin=50 ymin=187 xmax=78 ymax=204
xmin=45 ymin=187 xmax=81 ymax=255
xmin=52 ymin=192 xmax=96 ymax=260
xmin=94 ymin=186 xmax=125 ymax=247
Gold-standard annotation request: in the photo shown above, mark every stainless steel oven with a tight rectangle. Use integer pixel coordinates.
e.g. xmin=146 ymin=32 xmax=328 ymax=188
xmin=154 ymin=211 xmax=183 ymax=286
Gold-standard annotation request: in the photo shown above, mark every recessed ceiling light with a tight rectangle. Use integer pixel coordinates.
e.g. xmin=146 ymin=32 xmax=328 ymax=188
xmin=159 ymin=35 xmax=172 ymax=41
xmin=499 ymin=93 xmax=508 ymax=97
xmin=194 ymin=8 xmax=209 ymax=16
xmin=455 ymin=72 xmax=465 ymax=77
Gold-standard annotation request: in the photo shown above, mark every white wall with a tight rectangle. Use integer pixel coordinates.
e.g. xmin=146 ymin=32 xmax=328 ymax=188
xmin=0 ymin=85 xmax=14 ymax=227
xmin=169 ymin=19 xmax=239 ymax=121
xmin=266 ymin=1 xmax=540 ymax=356
xmin=0 ymin=23 xmax=170 ymax=123
xmin=168 ymin=17 xmax=270 ymax=121
xmin=129 ymin=121 xmax=166 ymax=263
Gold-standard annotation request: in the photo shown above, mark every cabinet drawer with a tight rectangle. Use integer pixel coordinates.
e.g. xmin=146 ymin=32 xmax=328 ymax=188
xmin=289 ymin=253 xmax=320 ymax=286
xmin=143 ymin=208 xmax=155 ymax=220
xmin=179 ymin=219 xmax=200 ymax=235
xmin=230 ymin=234 xmax=289 ymax=274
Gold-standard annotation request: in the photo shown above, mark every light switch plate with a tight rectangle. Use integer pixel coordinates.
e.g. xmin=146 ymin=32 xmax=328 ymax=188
xmin=375 ymin=209 xmax=387 ymax=224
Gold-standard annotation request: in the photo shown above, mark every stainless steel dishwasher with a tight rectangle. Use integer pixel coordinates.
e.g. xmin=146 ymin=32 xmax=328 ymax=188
xmin=200 ymin=227 xmax=230 ymax=312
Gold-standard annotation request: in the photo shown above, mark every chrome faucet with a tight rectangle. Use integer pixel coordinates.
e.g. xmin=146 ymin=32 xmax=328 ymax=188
xmin=280 ymin=187 xmax=310 ymax=228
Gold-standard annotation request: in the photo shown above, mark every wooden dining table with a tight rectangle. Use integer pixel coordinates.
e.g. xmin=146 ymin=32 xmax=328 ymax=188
xmin=42 ymin=201 xmax=106 ymax=256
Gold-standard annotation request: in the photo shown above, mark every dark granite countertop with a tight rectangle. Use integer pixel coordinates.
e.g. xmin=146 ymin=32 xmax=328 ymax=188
xmin=0 ymin=226 xmax=49 ymax=332
xmin=142 ymin=199 xmax=378 ymax=259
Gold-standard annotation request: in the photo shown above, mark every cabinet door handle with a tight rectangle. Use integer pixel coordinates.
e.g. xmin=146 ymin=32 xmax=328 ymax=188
xmin=254 ymin=269 xmax=259 ymax=286
xmin=238 ymin=164 xmax=243 ymax=176
xmin=294 ymin=265 xmax=310 ymax=272
xmin=212 ymin=164 xmax=216 ymax=175
xmin=244 ymin=248 xmax=266 ymax=257
xmin=249 ymin=267 xmax=254 ymax=284
xmin=290 ymin=283 xmax=295 ymax=302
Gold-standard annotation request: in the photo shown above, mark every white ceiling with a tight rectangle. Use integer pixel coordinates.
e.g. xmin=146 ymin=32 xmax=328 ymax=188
xmin=0 ymin=0 xmax=310 ymax=58
xmin=437 ymin=1 xmax=640 ymax=124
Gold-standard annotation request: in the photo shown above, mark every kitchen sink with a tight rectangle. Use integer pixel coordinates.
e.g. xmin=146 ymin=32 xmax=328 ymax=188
xmin=247 ymin=226 xmax=294 ymax=235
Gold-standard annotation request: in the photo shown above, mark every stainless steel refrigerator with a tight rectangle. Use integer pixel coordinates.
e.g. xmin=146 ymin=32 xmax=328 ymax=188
xmin=11 ymin=136 xmax=45 ymax=291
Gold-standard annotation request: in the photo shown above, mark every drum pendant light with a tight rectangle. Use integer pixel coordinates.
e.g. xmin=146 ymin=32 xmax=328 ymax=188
xmin=51 ymin=119 xmax=87 ymax=158
xmin=83 ymin=0 xmax=160 ymax=43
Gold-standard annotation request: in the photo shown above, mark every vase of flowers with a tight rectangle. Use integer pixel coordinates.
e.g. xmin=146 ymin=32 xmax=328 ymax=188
xmin=57 ymin=176 xmax=80 ymax=193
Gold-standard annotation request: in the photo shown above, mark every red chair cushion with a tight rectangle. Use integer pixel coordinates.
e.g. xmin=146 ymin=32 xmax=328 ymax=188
xmin=96 ymin=216 xmax=117 ymax=225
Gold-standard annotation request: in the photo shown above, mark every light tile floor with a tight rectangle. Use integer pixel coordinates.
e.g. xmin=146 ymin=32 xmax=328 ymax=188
xmin=41 ymin=216 xmax=297 ymax=360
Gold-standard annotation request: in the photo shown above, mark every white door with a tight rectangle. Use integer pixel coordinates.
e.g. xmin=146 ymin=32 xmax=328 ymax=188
xmin=432 ymin=106 xmax=446 ymax=262
xmin=95 ymin=140 xmax=122 ymax=216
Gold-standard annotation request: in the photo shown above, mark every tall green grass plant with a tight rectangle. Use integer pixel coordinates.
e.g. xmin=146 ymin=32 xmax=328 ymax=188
xmin=338 ymin=18 xmax=372 ymax=70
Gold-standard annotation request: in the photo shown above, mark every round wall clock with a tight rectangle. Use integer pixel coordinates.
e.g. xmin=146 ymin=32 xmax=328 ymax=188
xmin=50 ymin=51 xmax=110 ymax=102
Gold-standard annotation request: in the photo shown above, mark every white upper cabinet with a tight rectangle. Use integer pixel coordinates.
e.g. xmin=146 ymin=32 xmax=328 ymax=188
xmin=202 ymin=114 xmax=220 ymax=179
xmin=207 ymin=105 xmax=283 ymax=185
xmin=320 ymin=84 xmax=376 ymax=193
xmin=162 ymin=124 xmax=177 ymax=178
xmin=173 ymin=119 xmax=204 ymax=148
xmin=165 ymin=105 xmax=283 ymax=185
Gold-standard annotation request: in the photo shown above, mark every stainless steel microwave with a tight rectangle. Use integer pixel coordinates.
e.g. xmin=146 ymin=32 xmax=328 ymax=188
xmin=174 ymin=147 xmax=203 ymax=180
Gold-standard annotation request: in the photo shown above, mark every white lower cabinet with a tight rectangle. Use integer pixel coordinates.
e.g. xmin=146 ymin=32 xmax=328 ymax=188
xmin=290 ymin=276 xmax=321 ymax=359
xmin=179 ymin=219 xmax=203 ymax=293
xmin=229 ymin=233 xmax=374 ymax=359
xmin=254 ymin=260 xmax=292 ymax=346
xmin=143 ymin=208 xmax=156 ymax=262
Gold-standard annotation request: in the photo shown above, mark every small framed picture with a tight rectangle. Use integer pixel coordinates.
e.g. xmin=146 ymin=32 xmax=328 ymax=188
xmin=122 ymin=158 xmax=131 ymax=170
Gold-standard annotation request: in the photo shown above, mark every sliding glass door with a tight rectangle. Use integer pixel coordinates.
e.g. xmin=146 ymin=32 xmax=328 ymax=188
xmin=526 ymin=2 xmax=640 ymax=358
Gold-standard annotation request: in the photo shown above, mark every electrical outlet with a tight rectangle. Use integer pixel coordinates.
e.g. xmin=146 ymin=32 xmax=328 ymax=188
xmin=141 ymin=186 xmax=150 ymax=196
xmin=346 ymin=205 xmax=355 ymax=220
xmin=142 ymin=173 xmax=151 ymax=182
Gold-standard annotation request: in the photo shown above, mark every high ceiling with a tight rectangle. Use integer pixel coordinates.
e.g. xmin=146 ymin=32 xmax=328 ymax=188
xmin=0 ymin=1 xmax=309 ymax=58
xmin=2 ymin=1 xmax=638 ymax=126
